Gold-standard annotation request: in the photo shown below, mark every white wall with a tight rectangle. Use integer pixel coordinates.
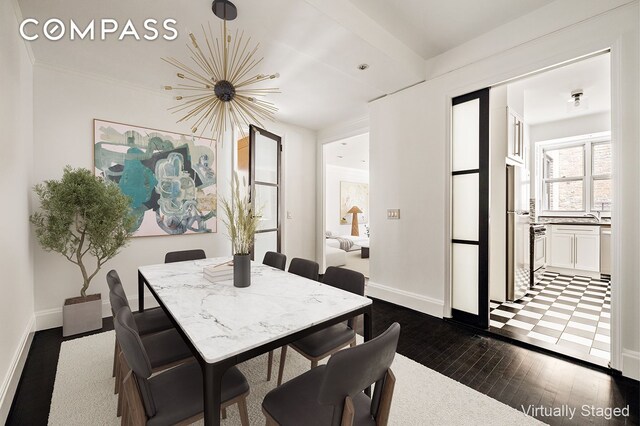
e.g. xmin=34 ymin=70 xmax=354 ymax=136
xmin=0 ymin=0 xmax=35 ymax=421
xmin=529 ymin=111 xmax=611 ymax=142
xmin=32 ymin=64 xmax=317 ymax=329
xmin=368 ymin=2 xmax=639 ymax=379
xmin=325 ymin=165 xmax=369 ymax=236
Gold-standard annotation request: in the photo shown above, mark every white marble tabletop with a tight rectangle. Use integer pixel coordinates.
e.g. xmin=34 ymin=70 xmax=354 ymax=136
xmin=139 ymin=257 xmax=371 ymax=363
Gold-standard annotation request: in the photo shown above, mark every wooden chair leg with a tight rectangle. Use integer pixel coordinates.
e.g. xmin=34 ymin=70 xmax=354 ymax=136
xmin=115 ymin=350 xmax=121 ymax=394
xmin=340 ymin=396 xmax=355 ymax=426
xmin=238 ymin=396 xmax=250 ymax=426
xmin=222 ymin=407 xmax=227 ymax=419
xmin=374 ymin=369 xmax=396 ymax=426
xmin=311 ymin=359 xmax=318 ymax=369
xmin=277 ymin=346 xmax=287 ymax=386
xmin=267 ymin=350 xmax=274 ymax=381
xmin=118 ymin=352 xmax=131 ymax=419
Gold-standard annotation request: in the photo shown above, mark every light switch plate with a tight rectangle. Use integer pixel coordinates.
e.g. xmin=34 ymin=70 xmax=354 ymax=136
xmin=387 ymin=209 xmax=400 ymax=219
xmin=287 ymin=211 xmax=292 ymax=219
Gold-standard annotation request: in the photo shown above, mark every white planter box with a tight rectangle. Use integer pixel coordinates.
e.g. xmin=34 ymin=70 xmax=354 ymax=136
xmin=62 ymin=294 xmax=102 ymax=337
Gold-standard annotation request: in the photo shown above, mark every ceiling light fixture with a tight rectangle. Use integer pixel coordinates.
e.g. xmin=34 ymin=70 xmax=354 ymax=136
xmin=163 ymin=0 xmax=280 ymax=143
xmin=567 ymin=89 xmax=588 ymax=112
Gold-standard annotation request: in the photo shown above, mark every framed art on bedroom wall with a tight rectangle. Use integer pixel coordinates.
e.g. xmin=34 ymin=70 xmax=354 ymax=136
xmin=340 ymin=181 xmax=369 ymax=225
xmin=93 ymin=119 xmax=217 ymax=237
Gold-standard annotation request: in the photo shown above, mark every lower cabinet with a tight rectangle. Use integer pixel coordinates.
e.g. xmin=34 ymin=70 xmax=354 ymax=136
xmin=548 ymin=225 xmax=600 ymax=272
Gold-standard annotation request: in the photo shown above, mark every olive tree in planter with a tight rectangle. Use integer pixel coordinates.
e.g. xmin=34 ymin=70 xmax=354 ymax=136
xmin=31 ymin=167 xmax=135 ymax=336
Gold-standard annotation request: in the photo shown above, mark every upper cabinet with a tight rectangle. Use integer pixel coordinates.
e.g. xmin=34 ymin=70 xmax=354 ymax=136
xmin=507 ymin=107 xmax=525 ymax=165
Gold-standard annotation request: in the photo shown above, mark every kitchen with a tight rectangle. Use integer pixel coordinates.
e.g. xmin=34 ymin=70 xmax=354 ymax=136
xmin=488 ymin=52 xmax=612 ymax=367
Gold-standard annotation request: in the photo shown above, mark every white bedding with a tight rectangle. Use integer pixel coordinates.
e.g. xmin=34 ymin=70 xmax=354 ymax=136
xmin=326 ymin=235 xmax=369 ymax=252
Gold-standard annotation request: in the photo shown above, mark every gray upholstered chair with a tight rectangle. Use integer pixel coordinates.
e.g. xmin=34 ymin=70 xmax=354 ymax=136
xmin=288 ymin=257 xmax=320 ymax=281
xmin=164 ymin=249 xmax=206 ymax=264
xmin=263 ymin=322 xmax=400 ymax=426
xmin=114 ymin=307 xmax=250 ymax=426
xmin=277 ymin=267 xmax=365 ymax=386
xmin=107 ymin=272 xmax=192 ymax=416
xmin=107 ymin=270 xmax=173 ymax=389
xmin=263 ymin=251 xmax=287 ymax=271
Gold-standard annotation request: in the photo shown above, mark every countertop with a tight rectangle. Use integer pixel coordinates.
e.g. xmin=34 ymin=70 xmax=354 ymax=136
xmin=532 ymin=219 xmax=611 ymax=227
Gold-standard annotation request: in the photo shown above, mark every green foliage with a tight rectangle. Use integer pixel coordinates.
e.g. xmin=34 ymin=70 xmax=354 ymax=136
xmin=220 ymin=172 xmax=260 ymax=255
xmin=30 ymin=166 xmax=135 ymax=297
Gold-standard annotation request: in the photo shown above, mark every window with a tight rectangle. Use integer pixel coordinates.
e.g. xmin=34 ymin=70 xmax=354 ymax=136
xmin=591 ymin=142 xmax=611 ymax=211
xmin=541 ymin=139 xmax=611 ymax=213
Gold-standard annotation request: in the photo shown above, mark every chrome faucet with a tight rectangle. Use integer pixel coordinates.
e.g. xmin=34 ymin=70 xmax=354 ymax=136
xmin=584 ymin=212 xmax=601 ymax=221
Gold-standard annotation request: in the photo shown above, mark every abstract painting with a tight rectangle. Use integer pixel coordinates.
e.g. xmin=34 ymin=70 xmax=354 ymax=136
xmin=340 ymin=181 xmax=368 ymax=225
xmin=94 ymin=119 xmax=217 ymax=237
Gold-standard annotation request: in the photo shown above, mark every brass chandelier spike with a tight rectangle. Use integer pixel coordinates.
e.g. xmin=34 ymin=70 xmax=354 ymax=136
xmin=163 ymin=19 xmax=279 ymax=143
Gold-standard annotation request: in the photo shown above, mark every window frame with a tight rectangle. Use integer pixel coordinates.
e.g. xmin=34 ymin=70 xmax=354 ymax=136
xmin=591 ymin=141 xmax=612 ymax=211
xmin=538 ymin=134 xmax=611 ymax=215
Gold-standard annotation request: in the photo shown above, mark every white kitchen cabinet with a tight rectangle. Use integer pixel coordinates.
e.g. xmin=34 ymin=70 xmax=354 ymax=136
xmin=548 ymin=225 xmax=600 ymax=272
xmin=550 ymin=232 xmax=574 ymax=269
xmin=574 ymin=234 xmax=600 ymax=271
xmin=600 ymin=227 xmax=611 ymax=274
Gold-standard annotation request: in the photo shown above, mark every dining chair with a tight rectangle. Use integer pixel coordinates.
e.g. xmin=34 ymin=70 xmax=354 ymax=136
xmin=263 ymin=251 xmax=287 ymax=270
xmin=263 ymin=322 xmax=400 ymax=426
xmin=288 ymin=257 xmax=320 ymax=281
xmin=114 ymin=307 xmax=250 ymax=426
xmin=277 ymin=267 xmax=365 ymax=386
xmin=164 ymin=249 xmax=207 ymax=263
xmin=106 ymin=271 xmax=173 ymax=386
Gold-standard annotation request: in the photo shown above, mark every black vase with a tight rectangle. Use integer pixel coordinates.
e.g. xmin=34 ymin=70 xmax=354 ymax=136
xmin=233 ymin=254 xmax=251 ymax=288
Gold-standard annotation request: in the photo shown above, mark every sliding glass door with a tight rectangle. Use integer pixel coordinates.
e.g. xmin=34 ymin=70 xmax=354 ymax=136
xmin=451 ymin=88 xmax=490 ymax=328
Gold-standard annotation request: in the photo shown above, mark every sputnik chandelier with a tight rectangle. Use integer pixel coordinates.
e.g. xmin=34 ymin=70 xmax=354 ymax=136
xmin=163 ymin=0 xmax=279 ymax=142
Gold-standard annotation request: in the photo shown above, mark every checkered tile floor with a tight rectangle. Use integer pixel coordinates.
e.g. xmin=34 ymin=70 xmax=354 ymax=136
xmin=490 ymin=272 xmax=611 ymax=364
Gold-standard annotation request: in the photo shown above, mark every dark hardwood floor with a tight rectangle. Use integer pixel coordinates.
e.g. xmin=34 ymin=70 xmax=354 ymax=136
xmin=7 ymin=299 xmax=639 ymax=425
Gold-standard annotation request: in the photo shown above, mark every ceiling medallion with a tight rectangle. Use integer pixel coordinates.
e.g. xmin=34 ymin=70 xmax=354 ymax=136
xmin=163 ymin=1 xmax=279 ymax=143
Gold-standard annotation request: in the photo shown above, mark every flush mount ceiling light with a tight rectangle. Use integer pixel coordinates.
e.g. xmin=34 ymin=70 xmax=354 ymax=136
xmin=163 ymin=0 xmax=279 ymax=142
xmin=567 ymin=89 xmax=588 ymax=112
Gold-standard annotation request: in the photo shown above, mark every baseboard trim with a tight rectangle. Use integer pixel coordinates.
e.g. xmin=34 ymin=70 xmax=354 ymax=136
xmin=0 ymin=315 xmax=35 ymax=424
xmin=35 ymin=295 xmax=159 ymax=331
xmin=366 ymin=281 xmax=443 ymax=318
xmin=622 ymin=349 xmax=640 ymax=380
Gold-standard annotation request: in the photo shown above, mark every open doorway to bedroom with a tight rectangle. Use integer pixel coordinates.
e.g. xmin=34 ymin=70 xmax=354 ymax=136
xmin=323 ymin=133 xmax=370 ymax=278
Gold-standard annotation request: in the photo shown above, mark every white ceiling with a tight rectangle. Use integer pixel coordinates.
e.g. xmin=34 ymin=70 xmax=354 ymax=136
xmin=348 ymin=0 xmax=555 ymax=59
xmin=508 ymin=53 xmax=611 ymax=125
xmin=324 ymin=133 xmax=369 ymax=170
xmin=18 ymin=0 xmax=554 ymax=131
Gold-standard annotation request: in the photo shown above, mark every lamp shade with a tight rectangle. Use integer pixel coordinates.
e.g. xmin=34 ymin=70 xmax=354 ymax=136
xmin=347 ymin=206 xmax=363 ymax=214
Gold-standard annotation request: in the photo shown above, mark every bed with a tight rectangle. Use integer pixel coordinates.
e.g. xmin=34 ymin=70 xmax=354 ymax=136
xmin=326 ymin=235 xmax=370 ymax=252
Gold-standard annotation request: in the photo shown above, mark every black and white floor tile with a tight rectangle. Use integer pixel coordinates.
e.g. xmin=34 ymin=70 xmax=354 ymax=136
xmin=490 ymin=272 xmax=611 ymax=365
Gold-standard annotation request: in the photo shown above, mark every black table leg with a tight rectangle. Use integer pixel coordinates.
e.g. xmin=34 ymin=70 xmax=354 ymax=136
xmin=202 ymin=359 xmax=236 ymax=426
xmin=364 ymin=304 xmax=373 ymax=396
xmin=138 ymin=270 xmax=145 ymax=312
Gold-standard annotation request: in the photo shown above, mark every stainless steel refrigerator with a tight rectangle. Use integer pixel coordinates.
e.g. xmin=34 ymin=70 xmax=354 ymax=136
xmin=506 ymin=164 xmax=530 ymax=301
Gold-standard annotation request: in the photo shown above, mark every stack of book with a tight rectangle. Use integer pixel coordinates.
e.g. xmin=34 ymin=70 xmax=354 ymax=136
xmin=203 ymin=261 xmax=233 ymax=283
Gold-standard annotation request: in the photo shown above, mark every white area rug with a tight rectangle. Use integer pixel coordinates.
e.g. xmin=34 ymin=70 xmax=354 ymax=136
xmin=49 ymin=331 xmax=544 ymax=425
xmin=343 ymin=250 xmax=369 ymax=278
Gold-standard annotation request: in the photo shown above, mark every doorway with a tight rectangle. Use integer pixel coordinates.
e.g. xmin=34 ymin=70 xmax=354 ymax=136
xmin=487 ymin=52 xmax=613 ymax=368
xmin=322 ymin=134 xmax=370 ymax=277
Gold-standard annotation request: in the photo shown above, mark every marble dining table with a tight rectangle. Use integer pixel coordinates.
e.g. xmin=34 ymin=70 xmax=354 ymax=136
xmin=138 ymin=257 xmax=373 ymax=426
